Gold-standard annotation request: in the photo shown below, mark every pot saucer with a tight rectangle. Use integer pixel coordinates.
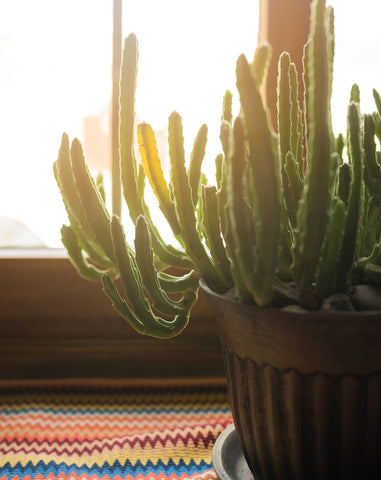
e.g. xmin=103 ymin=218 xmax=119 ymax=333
xmin=213 ymin=423 xmax=255 ymax=480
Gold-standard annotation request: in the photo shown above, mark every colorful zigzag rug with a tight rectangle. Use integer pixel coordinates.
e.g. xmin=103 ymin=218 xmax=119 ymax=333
xmin=0 ymin=380 xmax=232 ymax=480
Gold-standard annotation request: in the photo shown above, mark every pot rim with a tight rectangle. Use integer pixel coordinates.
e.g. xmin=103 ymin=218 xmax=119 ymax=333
xmin=200 ymin=278 xmax=381 ymax=374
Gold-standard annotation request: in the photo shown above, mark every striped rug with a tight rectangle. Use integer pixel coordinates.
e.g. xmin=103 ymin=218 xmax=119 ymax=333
xmin=0 ymin=380 xmax=232 ymax=480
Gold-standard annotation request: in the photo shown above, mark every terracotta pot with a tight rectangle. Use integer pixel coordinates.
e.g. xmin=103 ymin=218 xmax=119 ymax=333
xmin=200 ymin=279 xmax=381 ymax=480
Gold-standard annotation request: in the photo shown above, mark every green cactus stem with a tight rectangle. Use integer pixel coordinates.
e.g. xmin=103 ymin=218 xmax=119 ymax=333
xmin=373 ymin=88 xmax=381 ymax=115
xmin=364 ymin=263 xmax=381 ymax=283
xmin=134 ymin=215 xmax=198 ymax=316
xmin=335 ymin=102 xmax=364 ymax=291
xmin=157 ymin=269 xmax=200 ymax=294
xmin=284 ymin=152 xmax=303 ymax=227
xmin=101 ymin=274 xmax=146 ymax=335
xmin=278 ymin=52 xmax=292 ymax=166
xmin=60 ymin=225 xmax=114 ymax=282
xmin=277 ymin=52 xmax=303 ymax=227
xmin=336 ymin=133 xmax=345 ymax=162
xmin=222 ymin=89 xmax=233 ymax=124
xmin=220 ymin=94 xmax=233 ymax=160
xmin=350 ymin=83 xmax=360 ymax=105
xmin=188 ymin=124 xmax=208 ymax=206
xmin=363 ymin=113 xmax=381 ymax=204
xmin=119 ymin=35 xmax=194 ymax=270
xmin=302 ymin=40 xmax=311 ymax=135
xmin=120 ymin=33 xmax=142 ymax=223
xmin=137 ymin=122 xmax=181 ymax=236
xmin=251 ymin=43 xmax=272 ymax=87
xmin=54 ymin=135 xmax=111 ymax=265
xmin=293 ymin=0 xmax=333 ymax=291
xmin=315 ymin=198 xmax=347 ymax=299
xmin=215 ymin=153 xmax=224 ymax=190
xmin=201 ymin=185 xmax=233 ymax=289
xmin=337 ymin=162 xmax=351 ymax=205
xmin=356 ymin=241 xmax=381 ymax=285
xmin=69 ymin=138 xmax=116 ymax=263
xmin=223 ymin=117 xmax=256 ymax=302
xmin=168 ymin=111 xmax=223 ymax=291
xmin=108 ymin=215 xmax=192 ymax=338
xmin=289 ymin=62 xmax=304 ymax=176
xmin=96 ymin=173 xmax=106 ymax=203
xmin=236 ymin=53 xmax=281 ymax=305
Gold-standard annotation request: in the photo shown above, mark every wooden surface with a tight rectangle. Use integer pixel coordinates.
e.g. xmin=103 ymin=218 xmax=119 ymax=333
xmin=0 ymin=252 xmax=224 ymax=379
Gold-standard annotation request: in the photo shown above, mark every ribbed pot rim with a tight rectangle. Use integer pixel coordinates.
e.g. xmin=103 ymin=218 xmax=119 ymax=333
xmin=200 ymin=278 xmax=381 ymax=374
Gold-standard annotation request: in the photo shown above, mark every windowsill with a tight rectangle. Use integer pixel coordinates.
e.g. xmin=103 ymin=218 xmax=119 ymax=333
xmin=0 ymin=249 xmax=224 ymax=380
xmin=0 ymin=247 xmax=68 ymax=258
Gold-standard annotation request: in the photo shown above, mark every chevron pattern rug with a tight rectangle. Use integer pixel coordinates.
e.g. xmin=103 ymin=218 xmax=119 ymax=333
xmin=0 ymin=380 xmax=232 ymax=480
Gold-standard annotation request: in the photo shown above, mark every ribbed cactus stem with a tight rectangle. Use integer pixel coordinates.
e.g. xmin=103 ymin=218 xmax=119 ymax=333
xmin=284 ymin=152 xmax=303 ymax=227
xmin=110 ymin=215 xmax=191 ymax=338
xmin=363 ymin=114 xmax=381 ymax=203
xmin=215 ymin=154 xmax=224 ymax=190
xmin=336 ymin=134 xmax=344 ymax=162
xmin=236 ymin=53 xmax=281 ymax=305
xmin=168 ymin=112 xmax=223 ymax=291
xmin=315 ymin=198 xmax=347 ymax=299
xmin=188 ymin=124 xmax=208 ymax=206
xmin=350 ymin=84 xmax=360 ymax=104
xmin=69 ymin=138 xmax=116 ymax=263
xmin=223 ymin=117 xmax=256 ymax=302
xmin=120 ymin=33 xmax=142 ymax=223
xmin=251 ymin=43 xmax=272 ymax=87
xmin=337 ymin=162 xmax=351 ymax=205
xmin=134 ymin=215 xmax=198 ymax=315
xmin=54 ymin=136 xmax=99 ymax=249
xmin=335 ymin=102 xmax=363 ymax=291
xmin=373 ymin=88 xmax=381 ymax=116
xmin=293 ymin=0 xmax=333 ymax=291
xmin=356 ymin=236 xmax=381 ymax=285
xmin=222 ymin=90 xmax=233 ymax=124
xmin=201 ymin=185 xmax=233 ymax=289
xmin=101 ymin=274 xmax=146 ymax=335
xmin=278 ymin=52 xmax=301 ymax=226
xmin=302 ymin=40 xmax=311 ymax=144
xmin=60 ymin=225 xmax=110 ymax=282
xmin=364 ymin=263 xmax=381 ymax=283
xmin=137 ymin=122 xmax=181 ymax=235
xmin=157 ymin=270 xmax=200 ymax=293
xmin=278 ymin=52 xmax=292 ymax=164
xmin=289 ymin=62 xmax=304 ymax=175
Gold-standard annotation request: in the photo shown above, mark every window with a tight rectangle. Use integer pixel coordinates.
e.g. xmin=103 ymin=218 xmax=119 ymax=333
xmin=0 ymin=0 xmax=259 ymax=247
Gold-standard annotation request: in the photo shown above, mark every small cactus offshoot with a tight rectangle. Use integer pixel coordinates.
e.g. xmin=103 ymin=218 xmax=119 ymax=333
xmin=55 ymin=0 xmax=381 ymax=338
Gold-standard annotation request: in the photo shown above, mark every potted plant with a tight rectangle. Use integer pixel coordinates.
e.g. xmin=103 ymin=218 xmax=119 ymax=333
xmin=54 ymin=0 xmax=381 ymax=478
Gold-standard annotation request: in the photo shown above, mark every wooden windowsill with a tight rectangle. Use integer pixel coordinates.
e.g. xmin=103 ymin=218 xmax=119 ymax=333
xmin=0 ymin=249 xmax=224 ymax=380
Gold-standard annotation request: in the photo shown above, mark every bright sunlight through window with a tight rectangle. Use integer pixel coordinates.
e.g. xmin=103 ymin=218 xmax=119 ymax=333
xmin=0 ymin=1 xmax=380 ymax=247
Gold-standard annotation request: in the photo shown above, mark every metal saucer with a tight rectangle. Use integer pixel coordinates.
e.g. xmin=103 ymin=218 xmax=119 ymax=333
xmin=213 ymin=423 xmax=255 ymax=480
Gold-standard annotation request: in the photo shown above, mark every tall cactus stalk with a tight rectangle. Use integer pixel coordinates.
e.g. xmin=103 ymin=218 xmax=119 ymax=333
xmin=236 ymin=54 xmax=282 ymax=306
xmin=293 ymin=0 xmax=333 ymax=291
xmin=55 ymin=0 xmax=381 ymax=338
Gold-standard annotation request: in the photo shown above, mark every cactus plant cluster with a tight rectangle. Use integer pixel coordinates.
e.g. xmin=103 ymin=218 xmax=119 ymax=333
xmin=55 ymin=0 xmax=381 ymax=338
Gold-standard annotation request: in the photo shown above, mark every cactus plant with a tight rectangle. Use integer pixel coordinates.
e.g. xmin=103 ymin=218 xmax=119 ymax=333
xmin=55 ymin=0 xmax=381 ymax=338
